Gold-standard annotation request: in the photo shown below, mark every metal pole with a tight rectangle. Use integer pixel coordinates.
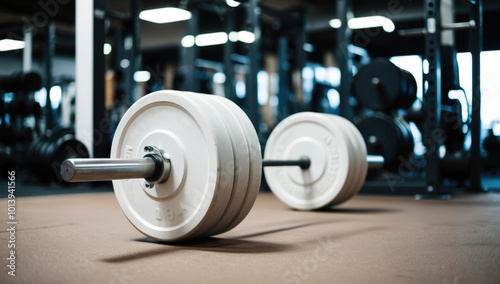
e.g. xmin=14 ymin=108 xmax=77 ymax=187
xmin=367 ymin=155 xmax=384 ymax=169
xmin=336 ymin=0 xmax=353 ymax=121
xmin=76 ymin=0 xmax=95 ymax=157
xmin=469 ymin=0 xmax=483 ymax=191
xmin=62 ymin=154 xmax=384 ymax=182
xmin=246 ymin=0 xmax=262 ymax=131
xmin=131 ymin=0 xmax=141 ymax=101
xmin=61 ymin=158 xmax=156 ymax=182
xmin=61 ymin=155 xmax=384 ymax=182
xmin=263 ymin=158 xmax=311 ymax=169
xmin=223 ymin=10 xmax=236 ymax=102
xmin=423 ymin=0 xmax=443 ymax=194
xmin=23 ymin=25 xmax=33 ymax=72
xmin=44 ymin=21 xmax=55 ymax=130
xmin=277 ymin=35 xmax=290 ymax=122
xmin=181 ymin=6 xmax=199 ymax=92
xmin=263 ymin=155 xmax=384 ymax=169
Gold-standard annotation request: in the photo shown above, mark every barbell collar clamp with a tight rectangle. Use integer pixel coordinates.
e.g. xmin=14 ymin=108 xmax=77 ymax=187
xmin=61 ymin=146 xmax=171 ymax=183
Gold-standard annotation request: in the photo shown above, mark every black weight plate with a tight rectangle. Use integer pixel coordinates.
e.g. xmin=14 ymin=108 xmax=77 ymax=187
xmin=393 ymin=116 xmax=415 ymax=170
xmin=47 ymin=126 xmax=74 ymax=139
xmin=36 ymin=138 xmax=57 ymax=181
xmin=441 ymin=150 xmax=470 ymax=180
xmin=354 ymin=59 xmax=403 ymax=111
xmin=397 ymin=69 xmax=417 ymax=109
xmin=356 ymin=113 xmax=413 ymax=172
xmin=442 ymin=99 xmax=466 ymax=152
xmin=51 ymin=136 xmax=89 ymax=182
xmin=28 ymin=130 xmax=79 ymax=182
xmin=27 ymin=136 xmax=47 ymax=167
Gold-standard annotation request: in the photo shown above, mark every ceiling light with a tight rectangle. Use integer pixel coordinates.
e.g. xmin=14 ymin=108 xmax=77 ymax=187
xmin=134 ymin=71 xmax=151 ymax=82
xmin=181 ymin=35 xmax=195 ymax=48
xmin=195 ymin=32 xmax=228 ymax=47
xmin=104 ymin=43 xmax=112 ymax=55
xmin=120 ymin=59 xmax=130 ymax=69
xmin=349 ymin=16 xmax=395 ymax=32
xmin=139 ymin=7 xmax=191 ymax=24
xmin=229 ymin=31 xmax=255 ymax=43
xmin=226 ymin=0 xmax=241 ymax=7
xmin=329 ymin=16 xmax=395 ymax=33
xmin=0 ymin=39 xmax=25 ymax=52
xmin=229 ymin=31 xmax=239 ymax=42
xmin=329 ymin=19 xmax=342 ymax=29
xmin=236 ymin=31 xmax=255 ymax=43
xmin=213 ymin=72 xmax=226 ymax=84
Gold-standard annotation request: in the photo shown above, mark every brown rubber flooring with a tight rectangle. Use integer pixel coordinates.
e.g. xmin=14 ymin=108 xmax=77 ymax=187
xmin=1 ymin=192 xmax=499 ymax=284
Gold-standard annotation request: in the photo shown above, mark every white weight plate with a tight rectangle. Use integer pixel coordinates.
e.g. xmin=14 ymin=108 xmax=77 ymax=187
xmin=111 ymin=90 xmax=232 ymax=241
xmin=347 ymin=119 xmax=368 ymax=197
xmin=335 ymin=116 xmax=368 ymax=199
xmin=322 ymin=115 xmax=358 ymax=206
xmin=190 ymin=93 xmax=251 ymax=235
xmin=299 ymin=114 xmax=353 ymax=206
xmin=210 ymin=95 xmax=262 ymax=232
xmin=328 ymin=115 xmax=366 ymax=203
xmin=164 ymin=91 xmax=236 ymax=238
xmin=264 ymin=112 xmax=351 ymax=210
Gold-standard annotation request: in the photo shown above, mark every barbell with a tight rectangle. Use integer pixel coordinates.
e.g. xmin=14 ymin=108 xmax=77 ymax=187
xmin=61 ymin=90 xmax=384 ymax=241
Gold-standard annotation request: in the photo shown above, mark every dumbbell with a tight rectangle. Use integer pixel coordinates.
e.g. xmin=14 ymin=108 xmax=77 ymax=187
xmin=61 ymin=91 xmax=384 ymax=242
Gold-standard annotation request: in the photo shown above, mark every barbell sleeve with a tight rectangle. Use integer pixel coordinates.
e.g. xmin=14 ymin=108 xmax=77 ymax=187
xmin=61 ymin=158 xmax=157 ymax=182
xmin=367 ymin=155 xmax=384 ymax=169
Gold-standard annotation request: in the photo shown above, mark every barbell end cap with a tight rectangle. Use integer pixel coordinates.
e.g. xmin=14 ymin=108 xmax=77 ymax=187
xmin=61 ymin=159 xmax=76 ymax=182
xmin=367 ymin=155 xmax=385 ymax=169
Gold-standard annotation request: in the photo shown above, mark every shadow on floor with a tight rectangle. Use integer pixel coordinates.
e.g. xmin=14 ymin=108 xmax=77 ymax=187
xmin=100 ymin=238 xmax=293 ymax=263
xmin=99 ymin=222 xmax=389 ymax=263
xmin=316 ymin=207 xmax=398 ymax=214
xmin=99 ymin=221 xmax=334 ymax=263
xmin=230 ymin=219 xmax=338 ymax=239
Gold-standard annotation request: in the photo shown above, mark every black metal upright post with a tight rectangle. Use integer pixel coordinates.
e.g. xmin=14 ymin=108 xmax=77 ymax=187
xmin=336 ymin=0 xmax=353 ymax=121
xmin=44 ymin=21 xmax=55 ymax=130
xmin=277 ymin=35 xmax=290 ymax=122
xmin=93 ymin=0 xmax=107 ymax=158
xmin=294 ymin=7 xmax=307 ymax=76
xmin=130 ymin=0 xmax=141 ymax=101
xmin=181 ymin=6 xmax=200 ymax=92
xmin=440 ymin=0 xmax=459 ymax=105
xmin=423 ymin=0 xmax=443 ymax=195
xmin=245 ymin=0 xmax=262 ymax=131
xmin=112 ymin=25 xmax=124 ymax=92
xmin=23 ymin=25 xmax=33 ymax=72
xmin=293 ymin=7 xmax=307 ymax=108
xmin=469 ymin=0 xmax=483 ymax=191
xmin=223 ymin=10 xmax=236 ymax=101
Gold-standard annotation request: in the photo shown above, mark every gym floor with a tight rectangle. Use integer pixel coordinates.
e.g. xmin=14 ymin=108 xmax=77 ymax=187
xmin=1 ymin=184 xmax=499 ymax=283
